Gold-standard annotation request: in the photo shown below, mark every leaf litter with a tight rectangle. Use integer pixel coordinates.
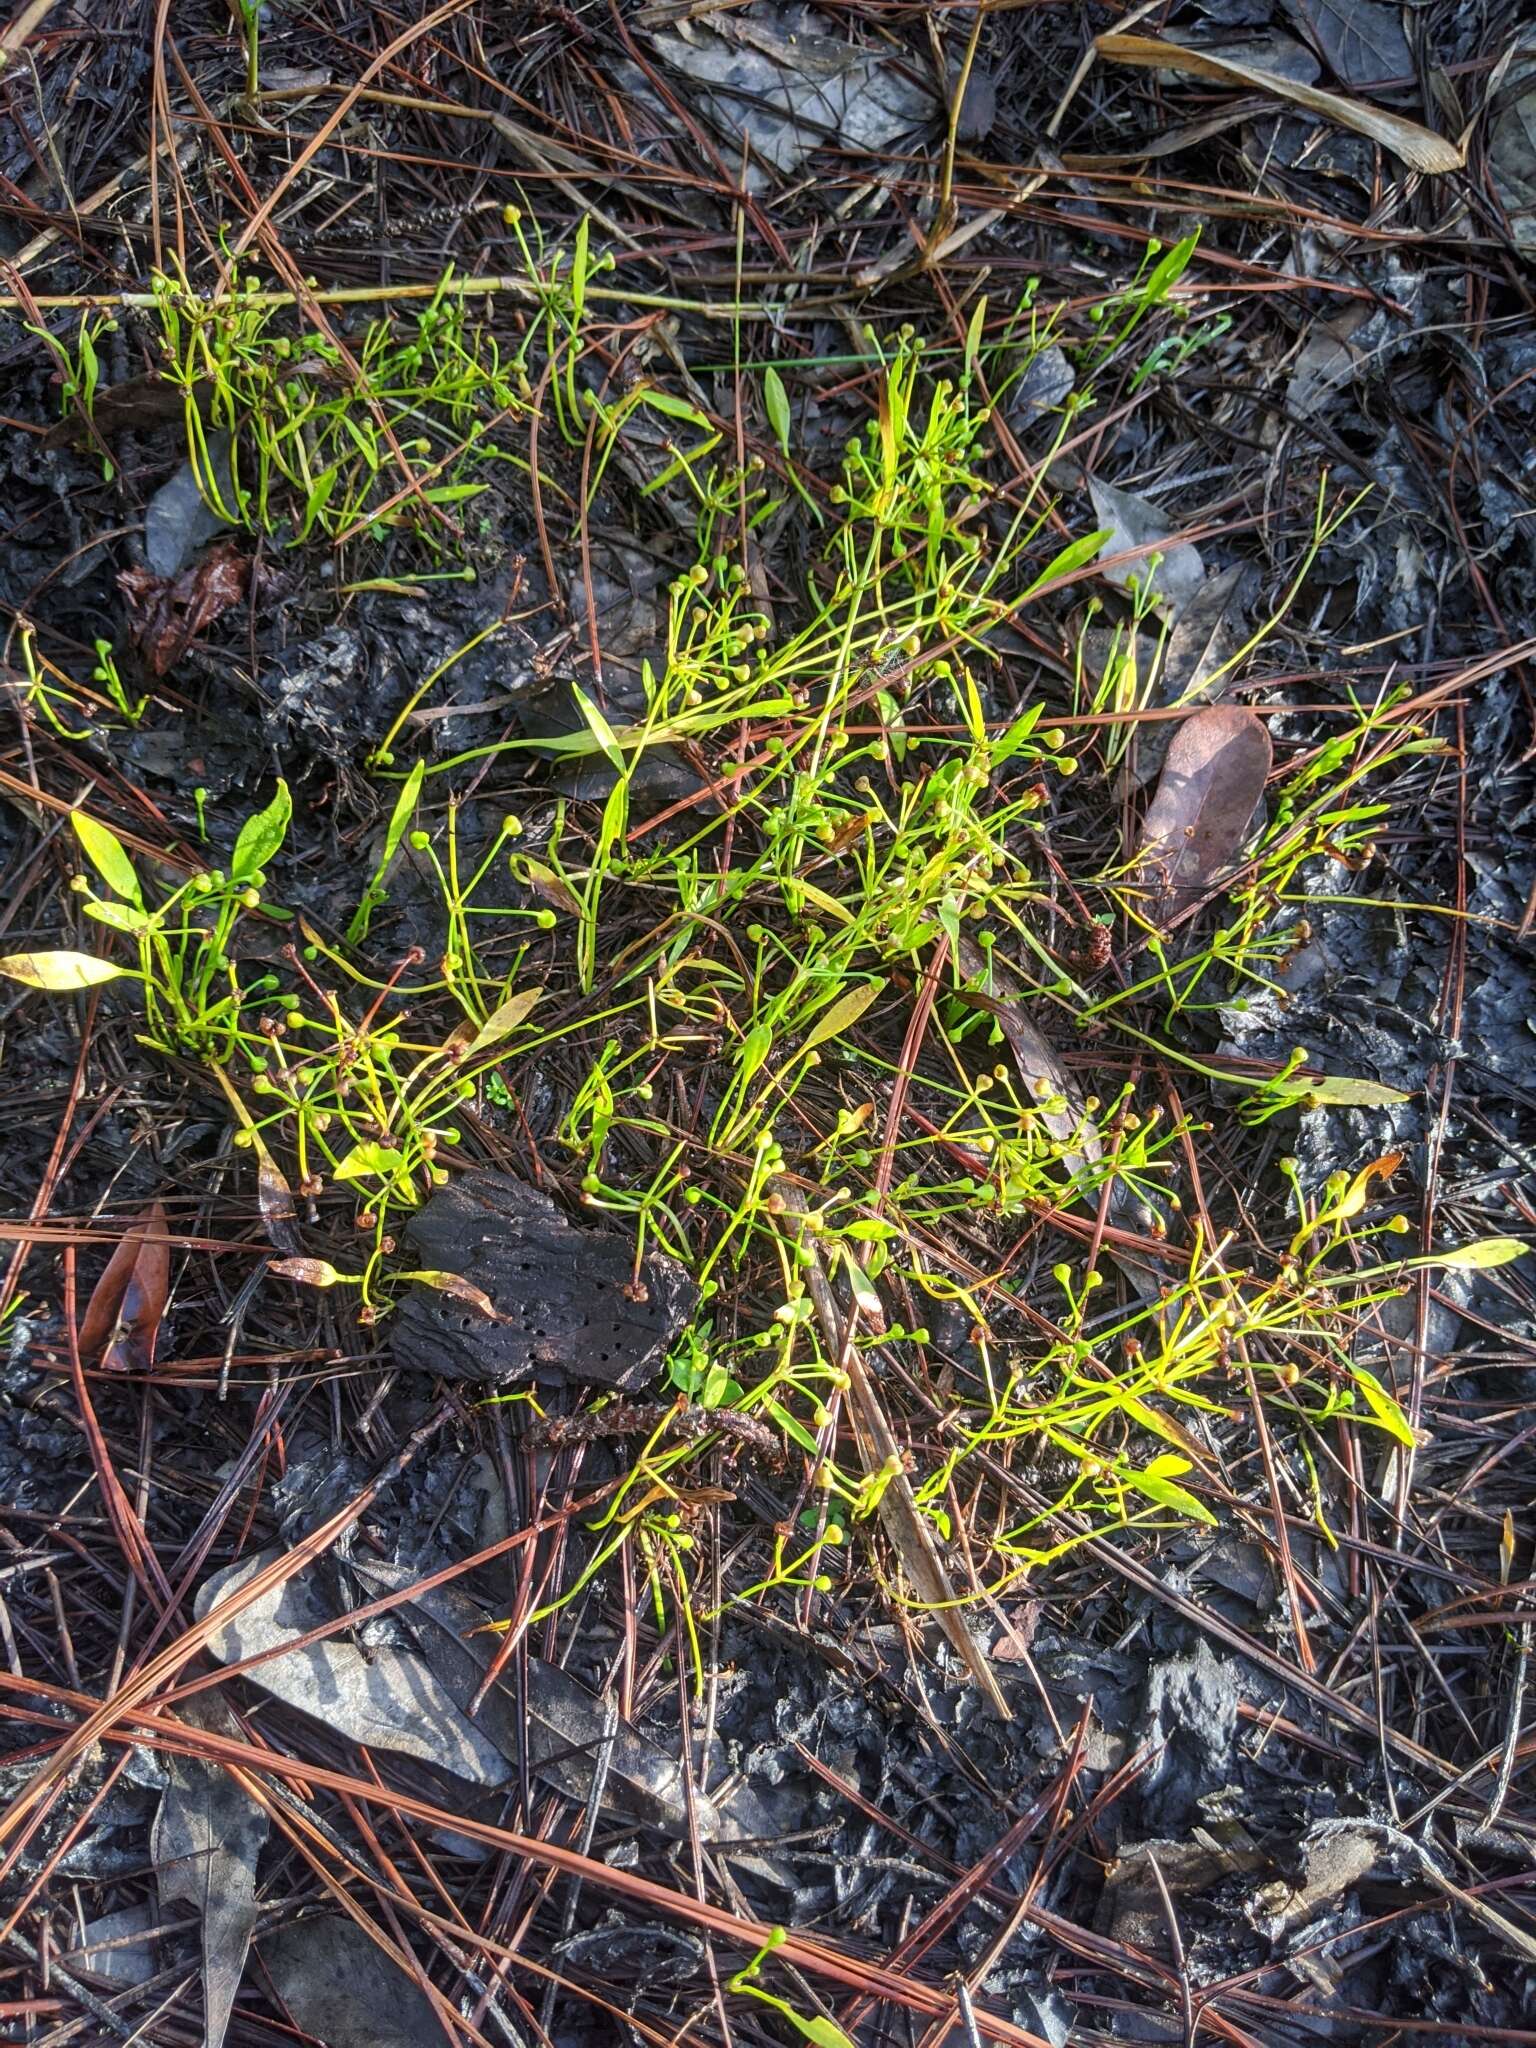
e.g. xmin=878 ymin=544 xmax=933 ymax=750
xmin=5 ymin=4 xmax=1536 ymax=2045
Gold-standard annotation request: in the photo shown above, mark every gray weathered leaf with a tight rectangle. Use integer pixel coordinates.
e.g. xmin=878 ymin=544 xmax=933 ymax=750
xmin=1280 ymin=0 xmax=1411 ymax=91
xmin=1489 ymin=34 xmax=1536 ymax=249
xmin=261 ymin=1916 xmax=441 ymax=2048
xmin=1286 ymin=303 xmax=1368 ymax=419
xmin=153 ymin=1697 xmax=268 ymax=2048
xmin=1138 ymin=705 xmax=1273 ymax=914
xmin=633 ymin=2 xmax=934 ymax=192
xmin=145 ymin=432 xmax=238 ymax=580
xmin=1089 ymin=479 xmax=1207 ymax=620
xmin=347 ymin=1558 xmax=779 ymax=1847
xmin=66 ymin=1904 xmax=159 ymax=1988
xmin=194 ymin=1550 xmax=511 ymax=1785
xmin=1008 ymin=344 xmax=1075 ymax=429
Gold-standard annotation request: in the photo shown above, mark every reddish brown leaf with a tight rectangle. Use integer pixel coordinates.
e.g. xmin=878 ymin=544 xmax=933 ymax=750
xmin=270 ymin=1257 xmax=350 ymax=1289
xmin=1137 ymin=705 xmax=1272 ymax=916
xmin=256 ymin=1147 xmax=303 ymax=1256
xmin=400 ymin=1269 xmax=505 ymax=1321
xmin=119 ymin=539 xmax=249 ymax=675
xmin=78 ymin=1202 xmax=170 ymax=1373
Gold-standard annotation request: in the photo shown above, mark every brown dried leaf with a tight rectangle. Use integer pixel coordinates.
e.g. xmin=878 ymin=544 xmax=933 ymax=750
xmin=398 ymin=1269 xmax=504 ymax=1320
xmin=269 ymin=1257 xmax=349 ymax=1289
xmin=78 ymin=1202 xmax=170 ymax=1373
xmin=1094 ymin=31 xmax=1464 ymax=172
xmin=1138 ymin=705 xmax=1272 ymax=915
xmin=256 ymin=1147 xmax=302 ymax=1256
xmin=118 ymin=538 xmax=249 ymax=676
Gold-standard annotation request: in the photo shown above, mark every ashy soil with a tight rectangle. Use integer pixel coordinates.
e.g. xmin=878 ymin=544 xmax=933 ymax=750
xmin=2 ymin=4 xmax=1535 ymax=2046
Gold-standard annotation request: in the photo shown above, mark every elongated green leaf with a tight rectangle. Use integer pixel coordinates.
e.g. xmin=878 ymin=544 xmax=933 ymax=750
xmin=83 ymin=898 xmax=149 ymax=935
xmin=762 ymin=365 xmax=791 ymax=453
xmin=640 ymin=386 xmax=711 ymax=428
xmin=232 ymin=780 xmax=291 ymax=882
xmin=800 ymin=979 xmax=886 ymax=1056
xmin=1125 ymin=1458 xmax=1217 ymax=1524
xmin=571 ymin=685 xmax=625 ymax=773
xmin=0 ymin=949 xmax=125 ymax=990
xmin=1349 ymin=1365 xmax=1418 ymax=1448
xmin=72 ymin=813 xmax=142 ymax=907
xmin=738 ymin=1020 xmax=774 ymax=1086
xmin=1431 ymin=1237 xmax=1528 ymax=1271
xmin=1024 ymin=527 xmax=1111 ymax=599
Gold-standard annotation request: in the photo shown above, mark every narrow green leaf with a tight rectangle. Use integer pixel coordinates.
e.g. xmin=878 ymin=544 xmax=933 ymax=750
xmin=1125 ymin=1463 xmax=1217 ymax=1524
xmin=571 ymin=685 xmax=625 ymax=773
xmin=1023 ymin=528 xmax=1111 ymax=599
xmin=232 ymin=780 xmax=292 ymax=882
xmin=640 ymin=386 xmax=711 ymax=428
xmin=1431 ymin=1237 xmax=1528 ymax=1271
xmin=738 ymin=1021 xmax=774 ymax=1085
xmin=83 ymin=899 xmax=149 ymax=936
xmin=381 ymin=758 xmax=426 ymax=866
xmin=72 ymin=813 xmax=142 ymax=907
xmin=762 ymin=365 xmax=791 ymax=453
xmin=1349 ymin=1365 xmax=1418 ymax=1448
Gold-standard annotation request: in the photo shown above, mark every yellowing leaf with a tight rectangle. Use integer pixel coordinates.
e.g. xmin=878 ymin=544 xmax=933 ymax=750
xmin=1349 ymin=1365 xmax=1419 ymax=1448
xmin=399 ymin=1269 xmax=503 ymax=1319
xmin=1301 ymin=1075 xmax=1412 ymax=1109
xmin=443 ymin=986 xmax=543 ymax=1062
xmin=72 ymin=812 xmax=142 ymax=906
xmin=1332 ymin=1149 xmax=1404 ymax=1224
xmin=1433 ymin=1237 xmax=1528 ymax=1271
xmin=800 ymin=979 xmax=886 ymax=1056
xmin=0 ymin=949 xmax=126 ymax=990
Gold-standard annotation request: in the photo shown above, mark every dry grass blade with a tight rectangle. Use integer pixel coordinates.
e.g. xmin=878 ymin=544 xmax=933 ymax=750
xmin=1094 ymin=31 xmax=1466 ymax=173
xmin=1137 ymin=704 xmax=1272 ymax=916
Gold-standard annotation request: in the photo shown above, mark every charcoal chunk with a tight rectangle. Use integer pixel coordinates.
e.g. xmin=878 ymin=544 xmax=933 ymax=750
xmin=392 ymin=1171 xmax=695 ymax=1388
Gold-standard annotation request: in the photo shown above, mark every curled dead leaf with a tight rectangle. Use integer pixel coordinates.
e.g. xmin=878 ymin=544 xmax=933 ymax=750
xmin=79 ymin=1202 xmax=170 ymax=1373
xmin=1095 ymin=31 xmax=1464 ymax=174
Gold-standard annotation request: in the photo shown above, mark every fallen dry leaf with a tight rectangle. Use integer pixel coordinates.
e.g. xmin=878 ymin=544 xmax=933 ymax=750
xmin=119 ymin=538 xmax=250 ymax=675
xmin=79 ymin=1202 xmax=170 ymax=1373
xmin=1137 ymin=705 xmax=1273 ymax=915
xmin=1094 ymin=31 xmax=1464 ymax=173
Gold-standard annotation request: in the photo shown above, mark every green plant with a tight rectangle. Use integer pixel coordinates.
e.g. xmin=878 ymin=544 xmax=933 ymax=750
xmin=234 ymin=0 xmax=261 ymax=100
xmin=147 ymin=262 xmax=537 ymax=547
xmin=28 ymin=310 xmax=114 ymax=477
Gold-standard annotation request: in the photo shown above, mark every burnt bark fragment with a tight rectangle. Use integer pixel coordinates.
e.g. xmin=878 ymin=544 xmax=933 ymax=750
xmin=391 ymin=1170 xmax=695 ymax=1388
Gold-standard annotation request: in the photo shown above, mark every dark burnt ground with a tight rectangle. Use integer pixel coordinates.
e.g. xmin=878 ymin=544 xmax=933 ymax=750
xmin=1 ymin=4 xmax=1535 ymax=2045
